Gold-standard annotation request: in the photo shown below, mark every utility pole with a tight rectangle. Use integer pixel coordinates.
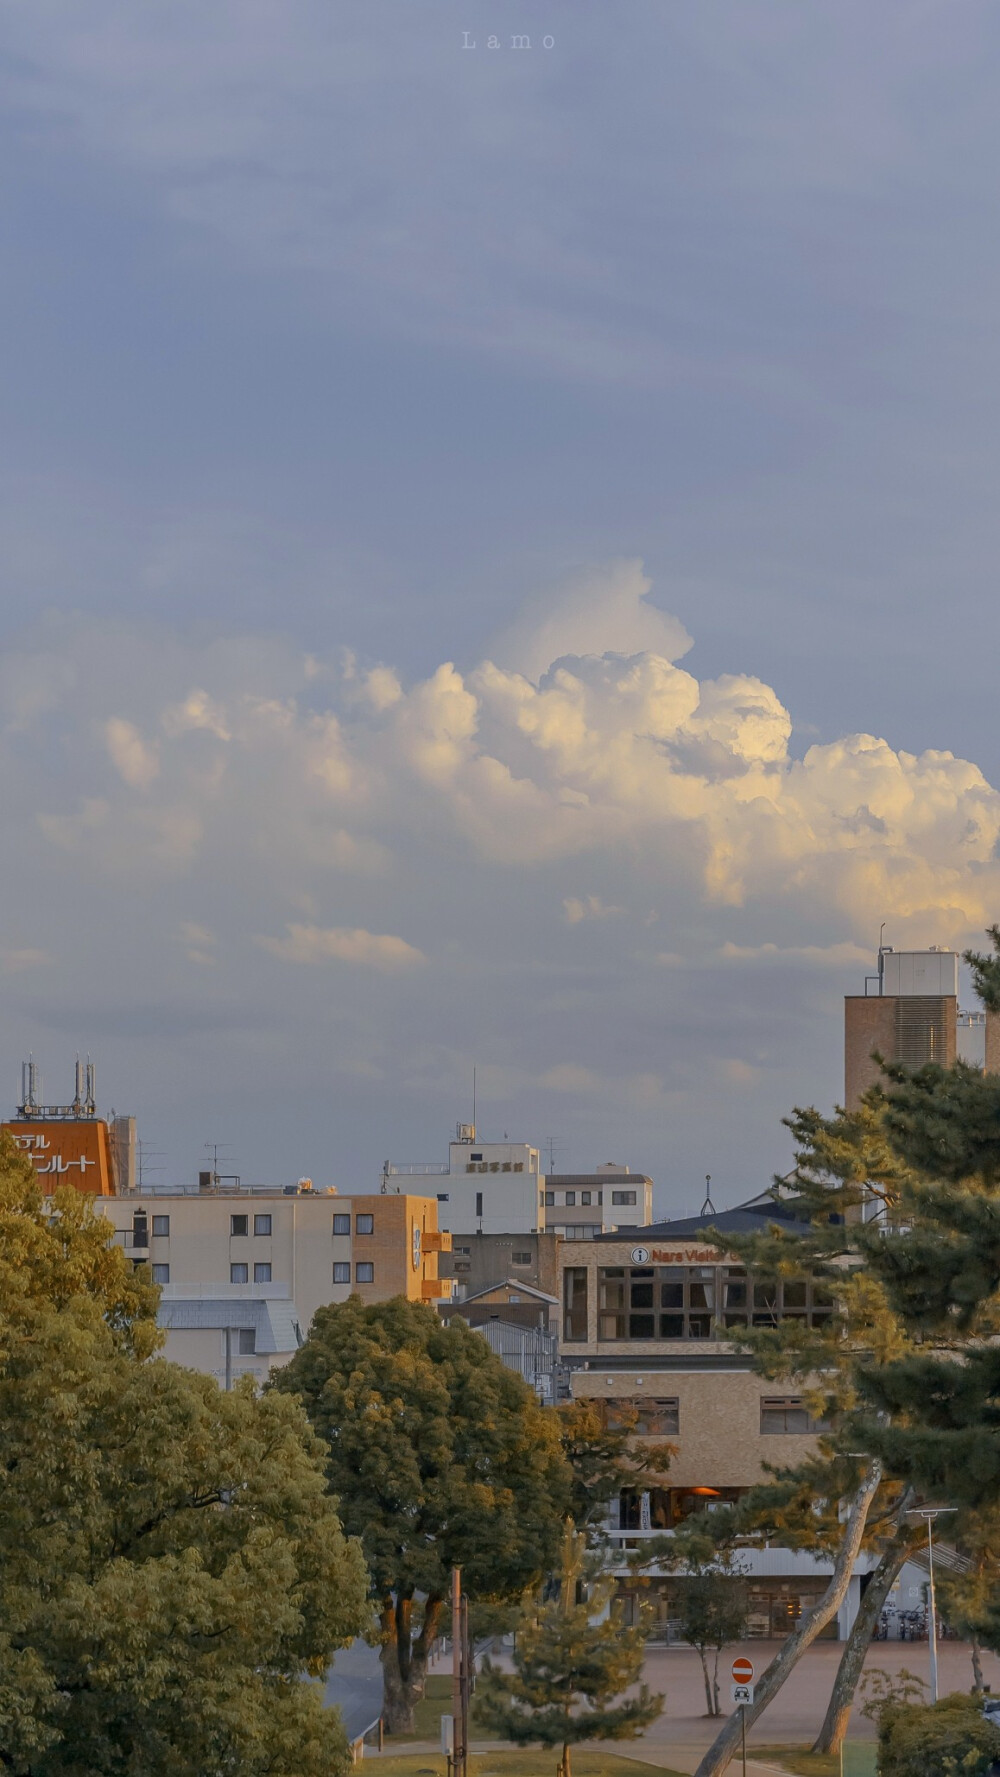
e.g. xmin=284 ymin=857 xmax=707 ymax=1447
xmin=452 ymin=1567 xmax=464 ymax=1777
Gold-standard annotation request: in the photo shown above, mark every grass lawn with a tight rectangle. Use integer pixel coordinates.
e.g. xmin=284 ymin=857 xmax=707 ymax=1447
xmin=751 ymin=1750 xmax=840 ymax=1776
xmin=371 ymin=1756 xmax=685 ymax=1777
xmin=385 ymin=1675 xmax=489 ymax=1742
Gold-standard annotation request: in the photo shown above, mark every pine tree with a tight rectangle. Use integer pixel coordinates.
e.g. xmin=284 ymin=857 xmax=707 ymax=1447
xmin=477 ymin=1523 xmax=663 ymax=1777
xmin=684 ymin=1092 xmax=920 ymax=1773
xmin=558 ymin=1397 xmax=674 ymax=1544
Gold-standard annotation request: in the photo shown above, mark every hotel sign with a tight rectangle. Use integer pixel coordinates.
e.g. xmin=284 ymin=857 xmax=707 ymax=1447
xmin=2 ymin=1121 xmax=114 ymax=1195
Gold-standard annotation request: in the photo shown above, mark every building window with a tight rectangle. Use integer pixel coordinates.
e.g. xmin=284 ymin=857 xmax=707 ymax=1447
xmin=470 ymin=1153 xmax=482 ymax=1161
xmin=253 ymin=1262 xmax=272 ymax=1283
xmin=356 ymin=1214 xmax=374 ymax=1235
xmin=151 ymin=1263 xmax=169 ymax=1284
xmin=512 ymin=1251 xmax=532 ymax=1265
xmin=230 ymin=1215 xmax=249 ymax=1237
xmin=581 ymin=1191 xmax=591 ymax=1206
xmin=238 ymin=1328 xmax=256 ymax=1354
xmin=761 ymin=1397 xmax=830 ymax=1434
xmin=356 ymin=1262 xmax=374 ymax=1284
xmin=596 ymin=1266 xmax=834 ymax=1342
xmin=565 ymin=1191 xmax=576 ymax=1206
xmin=333 ymin=1262 xmax=351 ymax=1284
xmin=230 ymin=1263 xmax=249 ymax=1284
xmin=544 ymin=1191 xmax=555 ymax=1207
xmin=563 ymin=1267 xmax=588 ymax=1341
xmin=333 ymin=1213 xmax=350 ymax=1236
xmin=611 ymin=1190 xmax=637 ymax=1206
xmin=254 ymin=1214 xmax=272 ymax=1236
xmin=475 ymin=1192 xmax=483 ymax=1218
xmin=607 ymin=1397 xmax=680 ymax=1436
xmin=151 ymin=1215 xmax=170 ymax=1237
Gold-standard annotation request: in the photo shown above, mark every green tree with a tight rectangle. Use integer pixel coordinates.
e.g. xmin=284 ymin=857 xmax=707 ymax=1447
xmin=557 ymin=1398 xmax=674 ymax=1544
xmin=271 ymin=1295 xmax=571 ymax=1732
xmin=667 ymin=1529 xmax=748 ymax=1718
xmin=0 ymin=1134 xmax=370 ymax=1776
xmin=685 ymin=1093 xmax=917 ymax=1776
xmin=477 ymin=1523 xmax=663 ymax=1777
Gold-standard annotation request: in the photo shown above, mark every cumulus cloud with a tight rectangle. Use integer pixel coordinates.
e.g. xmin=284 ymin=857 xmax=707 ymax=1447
xmin=257 ymin=923 xmax=426 ymax=970
xmin=5 ymin=567 xmax=1000 ymax=1197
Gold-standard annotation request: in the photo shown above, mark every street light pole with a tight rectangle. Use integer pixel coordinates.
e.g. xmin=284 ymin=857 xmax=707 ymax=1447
xmin=909 ymin=1507 xmax=957 ymax=1705
xmin=926 ymin=1513 xmax=939 ymax=1705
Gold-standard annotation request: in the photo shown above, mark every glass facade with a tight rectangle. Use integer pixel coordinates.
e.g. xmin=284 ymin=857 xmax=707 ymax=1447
xmin=596 ymin=1264 xmax=833 ymax=1342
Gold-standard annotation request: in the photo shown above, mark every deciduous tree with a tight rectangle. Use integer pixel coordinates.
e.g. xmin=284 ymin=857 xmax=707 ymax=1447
xmin=272 ymin=1296 xmax=571 ymax=1732
xmin=0 ymin=1134 xmax=369 ymax=1777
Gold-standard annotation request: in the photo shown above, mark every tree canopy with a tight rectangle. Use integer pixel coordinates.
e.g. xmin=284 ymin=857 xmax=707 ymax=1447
xmin=0 ymin=1135 xmax=368 ymax=1777
xmin=271 ymin=1294 xmax=571 ymax=1731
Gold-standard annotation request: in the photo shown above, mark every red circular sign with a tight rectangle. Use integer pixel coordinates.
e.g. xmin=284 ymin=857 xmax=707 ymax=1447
xmin=732 ymin=1659 xmax=754 ymax=1683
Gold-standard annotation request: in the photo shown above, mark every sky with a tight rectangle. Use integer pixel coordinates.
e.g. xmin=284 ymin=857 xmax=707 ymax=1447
xmin=2 ymin=1 xmax=1000 ymax=1213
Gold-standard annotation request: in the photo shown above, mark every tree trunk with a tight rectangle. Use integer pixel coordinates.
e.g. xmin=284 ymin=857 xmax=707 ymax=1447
xmin=561 ymin=1740 xmax=571 ymax=1777
xmin=378 ymin=1592 xmax=445 ymax=1734
xmin=712 ymin=1647 xmax=722 ymax=1718
xmin=973 ymin=1639 xmax=985 ymax=1693
xmin=698 ymin=1648 xmax=716 ymax=1716
xmin=812 ymin=1509 xmax=917 ymax=1755
xmin=692 ymin=1459 xmax=883 ymax=1777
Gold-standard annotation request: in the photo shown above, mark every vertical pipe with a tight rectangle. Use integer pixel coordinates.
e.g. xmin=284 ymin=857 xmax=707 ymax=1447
xmin=225 ymin=1326 xmax=232 ymax=1393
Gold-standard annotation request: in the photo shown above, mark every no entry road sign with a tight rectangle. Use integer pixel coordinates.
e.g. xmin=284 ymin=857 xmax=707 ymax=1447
xmin=732 ymin=1658 xmax=754 ymax=1684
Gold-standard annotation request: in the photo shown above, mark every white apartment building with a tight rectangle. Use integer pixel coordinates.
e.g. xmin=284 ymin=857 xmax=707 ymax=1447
xmin=383 ymin=1127 xmax=542 ymax=1235
xmin=96 ymin=1184 xmax=450 ymax=1389
xmin=383 ymin=1128 xmax=655 ymax=1236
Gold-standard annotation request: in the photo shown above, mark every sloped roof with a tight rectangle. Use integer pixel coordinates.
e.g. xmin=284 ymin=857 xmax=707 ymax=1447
xmin=158 ymin=1298 xmax=304 ymax=1353
xmin=595 ymin=1193 xmax=812 ymax=1243
xmin=453 ymin=1277 xmax=559 ymax=1306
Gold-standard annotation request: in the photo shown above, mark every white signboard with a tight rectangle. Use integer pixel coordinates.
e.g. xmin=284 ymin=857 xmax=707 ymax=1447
xmin=731 ymin=1683 xmax=754 ymax=1707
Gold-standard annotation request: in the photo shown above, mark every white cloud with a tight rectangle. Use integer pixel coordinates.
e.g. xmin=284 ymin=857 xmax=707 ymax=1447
xmin=563 ymin=895 xmax=624 ymax=925
xmin=257 ymin=923 xmax=426 ymax=970
xmin=105 ymin=717 xmax=159 ymax=789
xmin=7 ymin=568 xmax=1000 ymax=1199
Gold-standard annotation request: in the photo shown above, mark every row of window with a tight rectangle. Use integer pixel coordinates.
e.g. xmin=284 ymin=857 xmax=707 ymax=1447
xmin=141 ymin=1212 xmax=378 ymax=1239
xmin=602 ymin=1395 xmax=828 ymax=1437
xmin=563 ymin=1265 xmax=835 ymax=1341
xmin=539 ymin=1189 xmax=638 ymax=1208
xmin=148 ymin=1260 xmax=376 ymax=1286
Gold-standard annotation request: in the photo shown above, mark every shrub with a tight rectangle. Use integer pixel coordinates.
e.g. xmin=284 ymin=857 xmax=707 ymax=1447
xmin=877 ymin=1690 xmax=1000 ymax=1777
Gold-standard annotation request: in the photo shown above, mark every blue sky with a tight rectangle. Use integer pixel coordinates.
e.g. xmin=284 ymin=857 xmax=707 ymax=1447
xmin=2 ymin=2 xmax=999 ymax=1210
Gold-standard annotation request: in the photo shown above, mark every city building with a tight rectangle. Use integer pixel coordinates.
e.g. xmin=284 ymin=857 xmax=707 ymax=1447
xmin=554 ymin=1196 xmax=877 ymax=1639
xmin=440 ymin=1229 xmax=562 ymax=1299
xmin=95 ymin=1182 xmax=451 ymax=1388
xmin=383 ymin=1126 xmax=543 ymax=1234
xmin=845 ymin=943 xmax=1000 ymax=1108
xmin=544 ymin=1164 xmax=653 ymax=1236
xmin=384 ymin=1127 xmax=655 ymax=1237
xmin=2 ymin=1059 xmax=135 ymax=1194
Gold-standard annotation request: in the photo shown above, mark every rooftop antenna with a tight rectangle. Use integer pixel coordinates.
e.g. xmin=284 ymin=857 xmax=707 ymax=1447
xmin=472 ymin=1065 xmax=477 ymax=1141
xmin=73 ymin=1056 xmax=83 ymax=1113
xmin=700 ymin=1173 xmax=717 ymax=1217
xmin=85 ymin=1057 xmax=96 ymax=1116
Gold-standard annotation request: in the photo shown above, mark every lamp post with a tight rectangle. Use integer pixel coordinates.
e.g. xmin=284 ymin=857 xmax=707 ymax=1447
xmin=909 ymin=1508 xmax=957 ymax=1703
